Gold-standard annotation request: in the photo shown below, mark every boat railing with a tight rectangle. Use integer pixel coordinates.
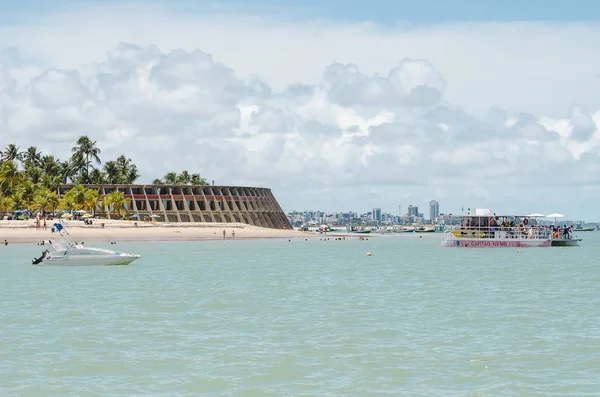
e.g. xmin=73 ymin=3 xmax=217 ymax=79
xmin=450 ymin=226 xmax=554 ymax=240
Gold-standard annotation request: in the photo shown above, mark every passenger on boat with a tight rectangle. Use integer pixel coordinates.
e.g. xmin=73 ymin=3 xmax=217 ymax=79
xmin=489 ymin=217 xmax=498 ymax=238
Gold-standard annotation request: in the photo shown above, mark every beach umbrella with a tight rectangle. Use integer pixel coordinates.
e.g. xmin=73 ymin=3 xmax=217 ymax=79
xmin=151 ymin=214 xmax=161 ymax=218
xmin=527 ymin=213 xmax=546 ymax=217
xmin=130 ymin=214 xmax=140 ymax=218
xmin=81 ymin=214 xmax=92 ymax=218
xmin=546 ymin=213 xmax=565 ymax=227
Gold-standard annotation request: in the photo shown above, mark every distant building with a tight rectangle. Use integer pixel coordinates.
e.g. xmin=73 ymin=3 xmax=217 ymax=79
xmin=372 ymin=208 xmax=382 ymax=221
xmin=429 ymin=200 xmax=440 ymax=221
xmin=407 ymin=205 xmax=418 ymax=217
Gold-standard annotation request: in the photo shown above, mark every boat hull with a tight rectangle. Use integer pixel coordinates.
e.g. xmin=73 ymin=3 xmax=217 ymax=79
xmin=39 ymin=255 xmax=140 ymax=266
xmin=442 ymin=237 xmax=552 ymax=248
xmin=551 ymin=238 xmax=581 ymax=247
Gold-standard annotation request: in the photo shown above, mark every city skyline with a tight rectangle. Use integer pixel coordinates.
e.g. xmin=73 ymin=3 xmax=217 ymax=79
xmin=1 ymin=2 xmax=600 ymax=221
xmin=286 ymin=201 xmax=596 ymax=224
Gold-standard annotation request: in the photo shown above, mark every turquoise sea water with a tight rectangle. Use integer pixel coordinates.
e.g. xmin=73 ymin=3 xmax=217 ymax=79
xmin=1 ymin=233 xmax=600 ymax=396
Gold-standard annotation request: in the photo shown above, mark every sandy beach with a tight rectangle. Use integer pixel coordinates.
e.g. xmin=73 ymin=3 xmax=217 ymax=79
xmin=0 ymin=220 xmax=437 ymax=245
xmin=0 ymin=219 xmax=317 ymax=244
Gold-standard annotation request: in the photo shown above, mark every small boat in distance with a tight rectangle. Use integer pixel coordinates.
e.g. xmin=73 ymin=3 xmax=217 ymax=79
xmin=546 ymin=213 xmax=582 ymax=247
xmin=346 ymin=226 xmax=371 ymax=234
xmin=31 ymin=223 xmax=141 ymax=266
xmin=573 ymin=224 xmax=595 ymax=232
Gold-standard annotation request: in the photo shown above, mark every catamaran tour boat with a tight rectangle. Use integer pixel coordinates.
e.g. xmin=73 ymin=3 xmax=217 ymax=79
xmin=31 ymin=223 xmax=141 ymax=266
xmin=441 ymin=209 xmax=554 ymax=248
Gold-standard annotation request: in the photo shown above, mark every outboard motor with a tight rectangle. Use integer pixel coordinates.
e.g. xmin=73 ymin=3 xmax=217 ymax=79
xmin=32 ymin=250 xmax=48 ymax=265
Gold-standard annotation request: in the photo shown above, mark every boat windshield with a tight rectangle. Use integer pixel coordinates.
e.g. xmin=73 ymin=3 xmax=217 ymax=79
xmin=48 ymin=239 xmax=71 ymax=251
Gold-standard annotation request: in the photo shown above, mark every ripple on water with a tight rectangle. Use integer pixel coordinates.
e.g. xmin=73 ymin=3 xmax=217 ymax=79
xmin=1 ymin=237 xmax=600 ymax=396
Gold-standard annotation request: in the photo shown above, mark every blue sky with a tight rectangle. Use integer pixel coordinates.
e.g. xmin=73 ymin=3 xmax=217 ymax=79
xmin=1 ymin=0 xmax=599 ymax=24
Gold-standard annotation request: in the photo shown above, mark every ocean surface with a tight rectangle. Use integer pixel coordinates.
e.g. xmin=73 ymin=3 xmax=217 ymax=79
xmin=1 ymin=232 xmax=599 ymax=396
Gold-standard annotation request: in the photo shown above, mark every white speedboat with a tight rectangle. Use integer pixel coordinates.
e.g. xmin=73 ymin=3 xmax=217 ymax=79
xmin=31 ymin=224 xmax=141 ymax=266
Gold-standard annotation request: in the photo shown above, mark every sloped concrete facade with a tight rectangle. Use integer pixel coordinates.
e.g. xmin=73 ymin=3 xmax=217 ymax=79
xmin=58 ymin=184 xmax=293 ymax=230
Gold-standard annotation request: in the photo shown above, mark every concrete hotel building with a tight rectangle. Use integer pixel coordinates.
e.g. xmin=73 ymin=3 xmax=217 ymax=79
xmin=58 ymin=184 xmax=293 ymax=230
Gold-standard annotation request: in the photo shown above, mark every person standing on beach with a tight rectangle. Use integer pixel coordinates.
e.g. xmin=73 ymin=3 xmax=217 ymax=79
xmin=4 ymin=239 xmax=7 ymax=246
xmin=231 ymin=230 xmax=235 ymax=239
xmin=222 ymin=229 xmax=226 ymax=239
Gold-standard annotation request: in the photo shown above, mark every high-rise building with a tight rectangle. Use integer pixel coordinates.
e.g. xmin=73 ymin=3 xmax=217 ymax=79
xmin=429 ymin=200 xmax=440 ymax=221
xmin=372 ymin=208 xmax=382 ymax=221
xmin=407 ymin=205 xmax=418 ymax=217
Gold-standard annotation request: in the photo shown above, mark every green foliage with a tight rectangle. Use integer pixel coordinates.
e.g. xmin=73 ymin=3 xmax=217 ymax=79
xmin=0 ymin=136 xmax=210 ymax=217
xmin=152 ymin=170 xmax=208 ymax=185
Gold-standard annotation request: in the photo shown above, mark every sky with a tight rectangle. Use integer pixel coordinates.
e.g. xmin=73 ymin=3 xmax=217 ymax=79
xmin=1 ymin=0 xmax=600 ymax=220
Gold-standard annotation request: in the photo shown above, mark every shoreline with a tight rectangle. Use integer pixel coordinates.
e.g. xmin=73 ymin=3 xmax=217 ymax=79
xmin=0 ymin=219 xmax=329 ymax=244
xmin=0 ymin=220 xmax=439 ymax=244
xmin=0 ymin=221 xmax=303 ymax=244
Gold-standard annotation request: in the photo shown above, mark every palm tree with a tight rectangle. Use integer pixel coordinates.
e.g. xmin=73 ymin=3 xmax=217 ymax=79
xmin=59 ymin=161 xmax=76 ymax=184
xmin=11 ymin=190 xmax=24 ymax=211
xmin=190 ymin=173 xmax=207 ymax=185
xmin=23 ymin=165 xmax=43 ymax=185
xmin=151 ymin=171 xmax=208 ymax=185
xmin=0 ymin=138 xmax=146 ymax=219
xmin=104 ymin=190 xmax=130 ymax=219
xmin=116 ymin=155 xmax=140 ymax=183
xmin=18 ymin=180 xmax=36 ymax=209
xmin=23 ymin=146 xmax=42 ymax=168
xmin=58 ymin=194 xmax=76 ymax=213
xmin=84 ymin=188 xmax=100 ymax=216
xmin=69 ymin=184 xmax=88 ymax=210
xmin=113 ymin=155 xmax=140 ymax=184
xmin=177 ymin=170 xmax=191 ymax=185
xmin=2 ymin=144 xmax=22 ymax=162
xmin=125 ymin=167 xmax=140 ymax=184
xmin=71 ymin=136 xmax=101 ymax=183
xmin=0 ymin=160 xmax=23 ymax=195
xmin=89 ymin=168 xmax=106 ymax=184
xmin=163 ymin=172 xmax=178 ymax=185
xmin=40 ymin=155 xmax=60 ymax=176
xmin=0 ymin=196 xmax=14 ymax=214
xmin=103 ymin=160 xmax=120 ymax=183
xmin=40 ymin=174 xmax=62 ymax=191
xmin=33 ymin=187 xmax=58 ymax=216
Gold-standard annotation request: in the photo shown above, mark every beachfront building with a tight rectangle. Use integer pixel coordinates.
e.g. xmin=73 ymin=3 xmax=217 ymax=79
xmin=57 ymin=184 xmax=293 ymax=230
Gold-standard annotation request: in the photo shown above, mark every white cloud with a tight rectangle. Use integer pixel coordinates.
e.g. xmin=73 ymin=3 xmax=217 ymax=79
xmin=3 ymin=4 xmax=600 ymax=116
xmin=1 ymin=5 xmax=600 ymax=218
